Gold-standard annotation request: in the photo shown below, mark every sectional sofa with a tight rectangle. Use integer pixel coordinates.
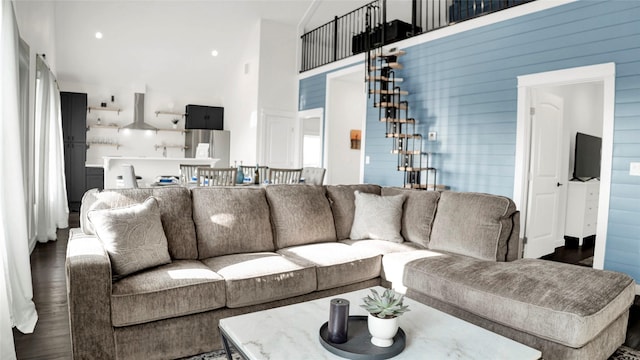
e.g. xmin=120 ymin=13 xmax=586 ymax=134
xmin=65 ymin=184 xmax=635 ymax=360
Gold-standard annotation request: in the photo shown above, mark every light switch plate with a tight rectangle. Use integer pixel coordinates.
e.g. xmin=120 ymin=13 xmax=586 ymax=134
xmin=630 ymin=162 xmax=640 ymax=176
xmin=365 ymin=155 xmax=370 ymax=165
xmin=428 ymin=132 xmax=437 ymax=141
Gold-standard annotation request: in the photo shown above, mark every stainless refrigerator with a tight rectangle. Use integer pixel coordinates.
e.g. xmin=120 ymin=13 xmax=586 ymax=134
xmin=185 ymin=130 xmax=230 ymax=167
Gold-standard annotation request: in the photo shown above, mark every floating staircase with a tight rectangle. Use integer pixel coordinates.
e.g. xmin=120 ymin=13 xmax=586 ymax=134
xmin=367 ymin=48 xmax=438 ymax=190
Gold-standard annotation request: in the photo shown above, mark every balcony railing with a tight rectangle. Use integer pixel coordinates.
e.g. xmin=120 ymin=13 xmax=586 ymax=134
xmin=300 ymin=0 xmax=534 ymax=72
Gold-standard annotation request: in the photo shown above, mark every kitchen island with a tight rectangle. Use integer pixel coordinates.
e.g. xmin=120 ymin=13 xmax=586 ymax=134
xmin=102 ymin=156 xmax=219 ymax=189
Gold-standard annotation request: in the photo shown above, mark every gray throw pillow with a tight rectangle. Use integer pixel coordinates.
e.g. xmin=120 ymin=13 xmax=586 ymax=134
xmin=349 ymin=191 xmax=405 ymax=243
xmin=88 ymin=196 xmax=171 ymax=277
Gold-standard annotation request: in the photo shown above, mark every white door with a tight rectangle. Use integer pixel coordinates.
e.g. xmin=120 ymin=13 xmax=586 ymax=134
xmin=262 ymin=111 xmax=296 ymax=168
xmin=524 ymin=90 xmax=565 ymax=258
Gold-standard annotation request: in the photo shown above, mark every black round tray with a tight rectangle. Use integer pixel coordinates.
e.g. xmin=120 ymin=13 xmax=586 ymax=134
xmin=319 ymin=315 xmax=406 ymax=359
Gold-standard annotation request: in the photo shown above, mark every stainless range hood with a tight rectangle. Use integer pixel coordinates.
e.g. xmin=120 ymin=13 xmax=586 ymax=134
xmin=121 ymin=93 xmax=157 ymax=130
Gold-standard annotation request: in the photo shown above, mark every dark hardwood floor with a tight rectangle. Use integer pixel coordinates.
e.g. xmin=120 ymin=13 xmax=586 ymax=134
xmin=12 ymin=215 xmax=640 ymax=358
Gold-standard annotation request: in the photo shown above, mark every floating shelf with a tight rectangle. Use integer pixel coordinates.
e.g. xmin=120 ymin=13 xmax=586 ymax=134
xmin=87 ymin=142 xmax=120 ymax=149
xmin=156 ymin=128 xmax=186 ymax=133
xmin=155 ymin=110 xmax=185 ymax=117
xmin=87 ymin=106 xmax=121 ymax=114
xmin=154 ymin=144 xmax=188 ymax=151
xmin=87 ymin=124 xmax=119 ymax=130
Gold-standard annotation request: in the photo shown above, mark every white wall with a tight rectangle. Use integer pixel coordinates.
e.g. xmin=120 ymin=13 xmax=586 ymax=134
xmin=326 ymin=72 xmax=365 ymax=184
xmin=14 ymin=1 xmax=57 ymax=73
xmin=543 ymin=82 xmax=604 ymax=178
xmin=226 ymin=20 xmax=261 ymax=167
xmin=258 ymin=20 xmax=298 ymax=113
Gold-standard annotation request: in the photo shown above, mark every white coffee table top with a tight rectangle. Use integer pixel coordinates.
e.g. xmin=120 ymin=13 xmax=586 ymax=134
xmin=219 ymin=286 xmax=542 ymax=360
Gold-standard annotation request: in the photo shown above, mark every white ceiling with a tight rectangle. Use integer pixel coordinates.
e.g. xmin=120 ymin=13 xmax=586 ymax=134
xmin=51 ymin=0 xmax=371 ymax=93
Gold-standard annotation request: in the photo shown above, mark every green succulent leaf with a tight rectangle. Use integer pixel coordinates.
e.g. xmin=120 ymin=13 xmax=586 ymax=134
xmin=360 ymin=288 xmax=410 ymax=318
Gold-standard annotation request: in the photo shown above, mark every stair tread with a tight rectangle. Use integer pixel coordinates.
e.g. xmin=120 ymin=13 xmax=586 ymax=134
xmin=366 ymin=76 xmax=404 ymax=82
xmin=370 ymin=49 xmax=406 ymax=58
xmin=386 ymin=133 xmax=422 ymax=138
xmin=392 ymin=150 xmax=422 ymax=154
xmin=397 ymin=166 xmax=437 ymax=171
xmin=405 ymin=184 xmax=445 ymax=190
xmin=369 ymin=63 xmax=403 ymax=70
xmin=380 ymin=118 xmax=414 ymax=123
xmin=375 ymin=102 xmax=408 ymax=109
xmin=370 ymin=89 xmax=409 ymax=95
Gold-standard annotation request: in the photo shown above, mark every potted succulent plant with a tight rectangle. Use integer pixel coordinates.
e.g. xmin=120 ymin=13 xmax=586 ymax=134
xmin=361 ymin=288 xmax=410 ymax=347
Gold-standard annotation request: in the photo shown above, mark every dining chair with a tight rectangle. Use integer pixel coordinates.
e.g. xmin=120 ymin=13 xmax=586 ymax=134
xmin=121 ymin=164 xmax=139 ymax=188
xmin=268 ymin=168 xmax=303 ymax=184
xmin=240 ymin=165 xmax=269 ymax=183
xmin=196 ymin=167 xmax=237 ymax=186
xmin=180 ymin=164 xmax=211 ymax=184
xmin=301 ymin=167 xmax=326 ymax=185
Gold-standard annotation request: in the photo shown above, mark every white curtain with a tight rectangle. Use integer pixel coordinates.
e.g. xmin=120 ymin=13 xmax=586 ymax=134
xmin=1 ymin=1 xmax=38 ymax=359
xmin=34 ymin=55 xmax=68 ymax=242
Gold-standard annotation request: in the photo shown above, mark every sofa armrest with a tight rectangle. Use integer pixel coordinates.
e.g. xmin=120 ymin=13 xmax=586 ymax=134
xmin=65 ymin=228 xmax=115 ymax=359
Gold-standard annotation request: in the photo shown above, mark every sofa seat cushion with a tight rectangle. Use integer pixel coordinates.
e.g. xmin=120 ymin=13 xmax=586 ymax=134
xmin=111 ymin=260 xmax=225 ymax=327
xmin=340 ymin=239 xmax=424 ymax=255
xmin=428 ymin=191 xmax=517 ymax=261
xmin=202 ymin=252 xmax=317 ymax=308
xmin=403 ymin=256 xmax=636 ymax=348
xmin=265 ymin=185 xmax=337 ymax=249
xmin=380 ymin=249 xmax=447 ymax=292
xmin=192 ymin=187 xmax=274 ymax=258
xmin=325 ymin=184 xmax=382 ymax=240
xmin=278 ymin=243 xmax=381 ymax=291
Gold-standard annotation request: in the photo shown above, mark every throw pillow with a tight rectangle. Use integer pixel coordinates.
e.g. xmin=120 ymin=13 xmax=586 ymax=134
xmin=88 ymin=196 xmax=171 ymax=277
xmin=349 ymin=191 xmax=405 ymax=243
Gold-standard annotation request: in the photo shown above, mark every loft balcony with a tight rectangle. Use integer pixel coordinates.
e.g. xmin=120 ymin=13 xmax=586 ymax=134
xmin=300 ymin=0 xmax=534 ymax=72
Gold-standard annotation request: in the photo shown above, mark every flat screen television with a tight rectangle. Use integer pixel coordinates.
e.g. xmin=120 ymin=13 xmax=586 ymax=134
xmin=185 ymin=105 xmax=224 ymax=130
xmin=573 ymin=132 xmax=601 ymax=181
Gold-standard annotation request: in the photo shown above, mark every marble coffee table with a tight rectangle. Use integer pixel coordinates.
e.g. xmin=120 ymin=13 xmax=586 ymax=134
xmin=218 ymin=286 xmax=542 ymax=360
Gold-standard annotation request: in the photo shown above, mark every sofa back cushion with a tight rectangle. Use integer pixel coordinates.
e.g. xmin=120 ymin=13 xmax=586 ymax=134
xmin=87 ymin=197 xmax=171 ymax=277
xmin=429 ymin=191 xmax=517 ymax=261
xmin=80 ymin=187 xmax=198 ymax=260
xmin=381 ymin=187 xmax=440 ymax=247
xmin=325 ymin=184 xmax=381 ymax=240
xmin=265 ymin=185 xmax=336 ymax=249
xmin=191 ymin=187 xmax=274 ymax=258
xmin=350 ymin=191 xmax=405 ymax=243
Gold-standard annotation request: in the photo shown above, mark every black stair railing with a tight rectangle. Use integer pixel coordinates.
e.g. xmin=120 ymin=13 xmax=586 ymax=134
xmin=300 ymin=0 xmax=534 ymax=72
xmin=300 ymin=0 xmax=382 ymax=72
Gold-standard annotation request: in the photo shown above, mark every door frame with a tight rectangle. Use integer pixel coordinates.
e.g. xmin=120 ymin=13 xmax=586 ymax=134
xmin=297 ymin=108 xmax=325 ymax=168
xmin=514 ymin=62 xmax=616 ymax=269
xmin=325 ymin=65 xmax=367 ymax=184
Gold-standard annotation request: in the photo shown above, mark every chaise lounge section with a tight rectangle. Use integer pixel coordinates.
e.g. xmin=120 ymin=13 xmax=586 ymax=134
xmin=66 ymin=184 xmax=635 ymax=359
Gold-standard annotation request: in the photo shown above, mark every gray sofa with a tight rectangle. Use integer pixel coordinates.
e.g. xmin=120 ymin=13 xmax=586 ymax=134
xmin=66 ymin=184 xmax=635 ymax=360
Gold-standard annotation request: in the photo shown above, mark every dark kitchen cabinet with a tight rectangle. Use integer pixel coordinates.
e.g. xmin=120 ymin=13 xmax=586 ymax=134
xmin=61 ymin=92 xmax=87 ymax=143
xmin=61 ymin=92 xmax=87 ymax=211
xmin=86 ymin=167 xmax=104 ymax=191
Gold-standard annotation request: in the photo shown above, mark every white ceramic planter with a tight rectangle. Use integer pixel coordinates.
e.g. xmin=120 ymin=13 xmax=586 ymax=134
xmin=367 ymin=314 xmax=399 ymax=347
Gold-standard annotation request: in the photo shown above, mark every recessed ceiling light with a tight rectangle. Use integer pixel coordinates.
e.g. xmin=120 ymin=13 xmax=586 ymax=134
xmin=95 ymin=32 xmax=103 ymax=39
xmin=211 ymin=50 xmax=219 ymax=57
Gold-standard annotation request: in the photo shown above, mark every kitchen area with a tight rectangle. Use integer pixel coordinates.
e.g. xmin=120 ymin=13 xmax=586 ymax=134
xmin=63 ymin=91 xmax=229 ymax=210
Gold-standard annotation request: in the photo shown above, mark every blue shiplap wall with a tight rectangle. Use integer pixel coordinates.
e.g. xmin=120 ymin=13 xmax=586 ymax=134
xmin=298 ymin=0 xmax=640 ymax=281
